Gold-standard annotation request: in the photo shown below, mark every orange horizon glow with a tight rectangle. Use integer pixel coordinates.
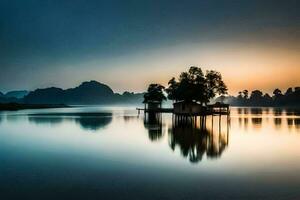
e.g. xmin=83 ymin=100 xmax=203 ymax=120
xmin=86 ymin=42 xmax=299 ymax=95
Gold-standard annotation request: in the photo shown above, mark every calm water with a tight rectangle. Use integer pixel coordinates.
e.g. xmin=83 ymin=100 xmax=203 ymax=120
xmin=0 ymin=106 xmax=300 ymax=200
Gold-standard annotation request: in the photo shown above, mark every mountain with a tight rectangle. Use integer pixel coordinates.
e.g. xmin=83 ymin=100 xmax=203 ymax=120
xmin=64 ymin=81 xmax=114 ymax=104
xmin=5 ymin=90 xmax=29 ymax=99
xmin=0 ymin=91 xmax=3 ymax=97
xmin=24 ymin=87 xmax=65 ymax=104
xmin=23 ymin=80 xmax=143 ymax=105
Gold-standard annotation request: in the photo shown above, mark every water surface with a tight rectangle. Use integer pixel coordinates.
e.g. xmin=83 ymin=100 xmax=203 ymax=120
xmin=0 ymin=106 xmax=300 ymax=200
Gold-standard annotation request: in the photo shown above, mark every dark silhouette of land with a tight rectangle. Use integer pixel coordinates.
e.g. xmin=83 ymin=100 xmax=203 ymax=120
xmin=1 ymin=78 xmax=300 ymax=110
xmin=165 ymin=66 xmax=227 ymax=105
xmin=216 ymin=87 xmax=300 ymax=107
xmin=0 ymin=81 xmax=144 ymax=109
xmin=143 ymin=66 xmax=227 ymax=106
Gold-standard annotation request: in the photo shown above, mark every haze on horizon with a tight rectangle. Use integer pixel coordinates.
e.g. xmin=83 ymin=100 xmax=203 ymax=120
xmin=0 ymin=0 xmax=299 ymax=95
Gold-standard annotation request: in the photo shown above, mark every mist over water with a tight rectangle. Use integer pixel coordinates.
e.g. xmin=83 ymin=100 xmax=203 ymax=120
xmin=0 ymin=106 xmax=300 ymax=200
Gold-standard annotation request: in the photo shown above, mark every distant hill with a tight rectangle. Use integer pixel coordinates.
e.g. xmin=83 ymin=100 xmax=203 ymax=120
xmin=5 ymin=90 xmax=29 ymax=99
xmin=23 ymin=80 xmax=143 ymax=105
xmin=215 ymin=87 xmax=300 ymax=107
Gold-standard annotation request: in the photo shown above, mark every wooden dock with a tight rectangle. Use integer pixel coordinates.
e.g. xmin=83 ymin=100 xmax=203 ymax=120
xmin=137 ymin=104 xmax=230 ymax=116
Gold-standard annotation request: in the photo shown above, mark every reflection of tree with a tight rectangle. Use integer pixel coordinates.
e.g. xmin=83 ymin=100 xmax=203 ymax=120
xmin=295 ymin=118 xmax=300 ymax=129
xmin=273 ymin=108 xmax=282 ymax=116
xmin=287 ymin=118 xmax=293 ymax=128
xmin=28 ymin=116 xmax=64 ymax=125
xmin=238 ymin=117 xmax=242 ymax=127
xmin=274 ymin=118 xmax=282 ymax=127
xmin=169 ymin=123 xmax=229 ymax=163
xmin=237 ymin=108 xmax=242 ymax=114
xmin=27 ymin=113 xmax=112 ymax=131
xmin=75 ymin=116 xmax=112 ymax=131
xmin=143 ymin=113 xmax=163 ymax=141
xmin=250 ymin=108 xmax=262 ymax=115
xmin=252 ymin=117 xmax=262 ymax=127
xmin=244 ymin=117 xmax=249 ymax=128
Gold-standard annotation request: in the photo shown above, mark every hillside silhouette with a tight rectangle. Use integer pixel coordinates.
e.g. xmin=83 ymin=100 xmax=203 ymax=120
xmin=0 ymin=81 xmax=143 ymax=105
xmin=24 ymin=81 xmax=115 ymax=104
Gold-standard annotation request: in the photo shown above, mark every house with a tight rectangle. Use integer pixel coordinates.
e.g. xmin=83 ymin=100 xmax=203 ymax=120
xmin=143 ymin=100 xmax=161 ymax=110
xmin=173 ymin=101 xmax=205 ymax=115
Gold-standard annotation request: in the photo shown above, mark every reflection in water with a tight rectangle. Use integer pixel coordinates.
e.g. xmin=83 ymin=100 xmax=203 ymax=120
xmin=143 ymin=113 xmax=163 ymax=141
xmin=250 ymin=107 xmax=263 ymax=115
xmin=295 ymin=118 xmax=300 ymax=130
xmin=244 ymin=117 xmax=249 ymax=129
xmin=169 ymin=122 xmax=229 ymax=163
xmin=273 ymin=108 xmax=283 ymax=116
xmin=75 ymin=116 xmax=112 ymax=131
xmin=238 ymin=117 xmax=242 ymax=127
xmin=28 ymin=116 xmax=64 ymax=125
xmin=286 ymin=108 xmax=300 ymax=116
xmin=123 ymin=115 xmax=139 ymax=122
xmin=28 ymin=113 xmax=112 ymax=131
xmin=287 ymin=118 xmax=294 ymax=130
xmin=274 ymin=118 xmax=282 ymax=129
xmin=1 ymin=107 xmax=300 ymax=200
xmin=237 ymin=108 xmax=242 ymax=114
xmin=234 ymin=107 xmax=300 ymax=130
xmin=143 ymin=113 xmax=229 ymax=163
xmin=251 ymin=117 xmax=262 ymax=128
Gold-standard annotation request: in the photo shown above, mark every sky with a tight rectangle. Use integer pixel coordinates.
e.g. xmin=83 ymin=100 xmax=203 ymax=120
xmin=0 ymin=0 xmax=299 ymax=95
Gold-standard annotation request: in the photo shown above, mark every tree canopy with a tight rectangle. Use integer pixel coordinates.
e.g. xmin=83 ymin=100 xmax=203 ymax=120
xmin=143 ymin=83 xmax=166 ymax=103
xmin=165 ymin=66 xmax=227 ymax=104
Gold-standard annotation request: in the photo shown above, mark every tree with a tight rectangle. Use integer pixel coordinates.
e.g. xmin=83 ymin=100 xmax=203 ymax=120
xmin=249 ymin=90 xmax=264 ymax=105
xmin=237 ymin=91 xmax=243 ymax=99
xmin=263 ymin=93 xmax=273 ymax=106
xmin=285 ymin=87 xmax=293 ymax=96
xmin=243 ymin=90 xmax=249 ymax=99
xmin=205 ymin=70 xmax=228 ymax=101
xmin=273 ymin=88 xmax=282 ymax=98
xmin=273 ymin=88 xmax=283 ymax=105
xmin=166 ymin=66 xmax=227 ymax=105
xmin=143 ymin=84 xmax=166 ymax=103
xmin=165 ymin=77 xmax=179 ymax=101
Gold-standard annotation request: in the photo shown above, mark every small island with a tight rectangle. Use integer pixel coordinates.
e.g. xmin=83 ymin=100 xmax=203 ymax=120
xmin=140 ymin=66 xmax=230 ymax=116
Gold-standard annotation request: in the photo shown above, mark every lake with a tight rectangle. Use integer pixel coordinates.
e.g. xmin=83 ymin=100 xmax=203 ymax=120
xmin=0 ymin=106 xmax=300 ymax=200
